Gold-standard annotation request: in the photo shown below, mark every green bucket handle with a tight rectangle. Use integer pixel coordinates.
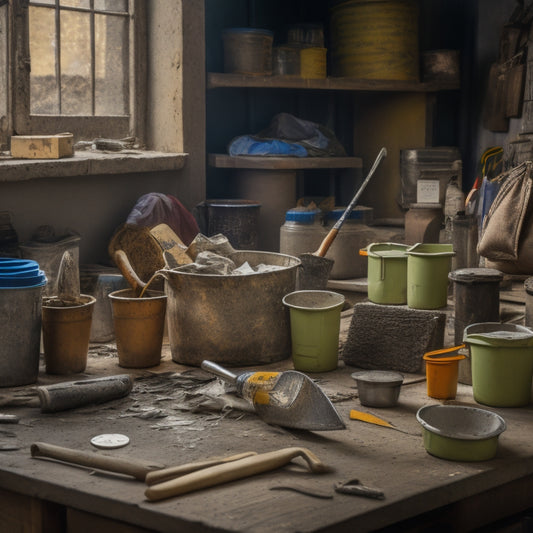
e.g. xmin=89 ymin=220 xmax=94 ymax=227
xmin=406 ymin=243 xmax=455 ymax=257
xmin=366 ymin=242 xmax=409 ymax=281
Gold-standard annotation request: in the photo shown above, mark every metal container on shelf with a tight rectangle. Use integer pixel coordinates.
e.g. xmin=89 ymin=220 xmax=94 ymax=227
xmin=399 ymin=147 xmax=462 ymax=209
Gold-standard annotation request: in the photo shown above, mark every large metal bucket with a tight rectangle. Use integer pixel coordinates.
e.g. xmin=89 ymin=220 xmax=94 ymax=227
xmin=161 ymin=251 xmax=300 ymax=367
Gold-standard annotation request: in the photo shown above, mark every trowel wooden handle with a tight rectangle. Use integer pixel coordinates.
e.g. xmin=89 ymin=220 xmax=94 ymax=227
xmin=114 ymin=249 xmax=146 ymax=295
xmin=31 ymin=442 xmax=164 ymax=481
xmin=144 ymin=447 xmax=328 ymax=501
xmin=315 ymin=228 xmax=339 ymax=258
xmin=145 ymin=451 xmax=258 ymax=486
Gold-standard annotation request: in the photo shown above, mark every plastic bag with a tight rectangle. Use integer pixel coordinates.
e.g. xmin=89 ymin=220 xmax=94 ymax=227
xmin=228 ymin=113 xmax=346 ymax=158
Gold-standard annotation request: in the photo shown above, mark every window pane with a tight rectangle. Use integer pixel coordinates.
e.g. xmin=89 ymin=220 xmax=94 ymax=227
xmin=94 ymin=0 xmax=128 ymax=13
xmin=95 ymin=13 xmax=128 ymax=115
xmin=33 ymin=1 xmax=55 ymax=5
xmin=60 ymin=0 xmax=91 ymax=8
xmin=60 ymin=10 xmax=91 ymax=115
xmin=30 ymin=6 xmax=59 ymax=114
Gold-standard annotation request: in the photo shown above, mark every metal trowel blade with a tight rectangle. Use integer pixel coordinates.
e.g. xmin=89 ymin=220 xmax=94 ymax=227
xmin=297 ymin=254 xmax=334 ymax=291
xmin=254 ymin=371 xmax=345 ymax=431
xmin=57 ymin=250 xmax=80 ymax=303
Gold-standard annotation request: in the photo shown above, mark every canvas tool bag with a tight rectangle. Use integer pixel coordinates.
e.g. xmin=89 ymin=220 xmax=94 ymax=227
xmin=478 ymin=160 xmax=533 ymax=273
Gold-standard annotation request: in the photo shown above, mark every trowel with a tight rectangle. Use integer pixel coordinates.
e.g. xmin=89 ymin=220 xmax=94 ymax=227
xmin=57 ymin=250 xmax=81 ymax=304
xmin=201 ymin=360 xmax=345 ymax=431
xmin=298 ymin=147 xmax=387 ymax=290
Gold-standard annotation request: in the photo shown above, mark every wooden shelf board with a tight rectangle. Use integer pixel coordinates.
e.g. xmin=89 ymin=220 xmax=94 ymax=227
xmin=208 ymin=153 xmax=363 ymax=170
xmin=207 ymin=73 xmax=460 ymax=92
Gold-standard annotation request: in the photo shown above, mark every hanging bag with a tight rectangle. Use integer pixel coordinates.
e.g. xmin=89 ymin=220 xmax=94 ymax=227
xmin=478 ymin=161 xmax=533 ymax=273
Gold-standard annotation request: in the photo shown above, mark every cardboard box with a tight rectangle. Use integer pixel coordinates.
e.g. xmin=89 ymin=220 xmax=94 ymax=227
xmin=10 ymin=133 xmax=74 ymax=159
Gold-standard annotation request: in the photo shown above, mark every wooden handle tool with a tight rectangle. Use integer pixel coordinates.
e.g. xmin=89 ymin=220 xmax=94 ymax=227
xmin=31 ymin=442 xmax=257 ymax=483
xmin=145 ymin=447 xmax=330 ymax=501
xmin=31 ymin=442 xmax=163 ymax=481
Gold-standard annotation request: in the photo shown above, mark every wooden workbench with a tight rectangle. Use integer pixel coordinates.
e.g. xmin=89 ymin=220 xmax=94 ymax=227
xmin=1 ymin=323 xmax=533 ymax=532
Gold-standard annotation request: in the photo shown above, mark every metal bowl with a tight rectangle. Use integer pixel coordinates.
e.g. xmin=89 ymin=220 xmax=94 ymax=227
xmin=351 ymin=370 xmax=404 ymax=407
xmin=416 ymin=404 xmax=506 ymax=461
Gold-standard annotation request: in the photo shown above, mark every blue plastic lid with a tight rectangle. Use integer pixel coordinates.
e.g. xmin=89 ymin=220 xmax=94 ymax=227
xmin=0 ymin=258 xmax=47 ymax=288
xmin=327 ymin=207 xmax=369 ymax=222
xmin=285 ymin=209 xmax=321 ymax=224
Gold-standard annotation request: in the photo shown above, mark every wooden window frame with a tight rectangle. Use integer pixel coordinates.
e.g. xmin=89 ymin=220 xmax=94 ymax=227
xmin=10 ymin=0 xmax=146 ymax=144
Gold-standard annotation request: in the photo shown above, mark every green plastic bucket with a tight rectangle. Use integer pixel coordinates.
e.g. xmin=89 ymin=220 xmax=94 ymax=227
xmin=366 ymin=243 xmax=409 ymax=304
xmin=464 ymin=322 xmax=533 ymax=407
xmin=406 ymin=243 xmax=455 ymax=309
xmin=282 ymin=290 xmax=345 ymax=372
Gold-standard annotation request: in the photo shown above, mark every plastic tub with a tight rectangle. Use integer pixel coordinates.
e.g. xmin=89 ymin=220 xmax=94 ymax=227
xmin=416 ymin=404 xmax=506 ymax=461
xmin=366 ymin=242 xmax=409 ymax=304
xmin=464 ymin=322 xmax=533 ymax=407
xmin=406 ymin=243 xmax=455 ymax=309
xmin=0 ymin=258 xmax=46 ymax=387
xmin=19 ymin=234 xmax=80 ymax=297
xmin=283 ymin=290 xmax=345 ymax=372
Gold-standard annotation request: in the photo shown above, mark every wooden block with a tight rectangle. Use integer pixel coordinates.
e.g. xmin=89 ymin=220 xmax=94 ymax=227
xmin=10 ymin=133 xmax=73 ymax=159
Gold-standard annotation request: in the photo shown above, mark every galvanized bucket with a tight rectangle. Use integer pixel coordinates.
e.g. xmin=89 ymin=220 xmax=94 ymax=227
xmin=161 ymin=251 xmax=300 ymax=367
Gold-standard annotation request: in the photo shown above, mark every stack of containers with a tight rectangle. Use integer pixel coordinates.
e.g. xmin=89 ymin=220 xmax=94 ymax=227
xmin=0 ymin=258 xmax=46 ymax=386
xmin=365 ymin=241 xmax=455 ymax=309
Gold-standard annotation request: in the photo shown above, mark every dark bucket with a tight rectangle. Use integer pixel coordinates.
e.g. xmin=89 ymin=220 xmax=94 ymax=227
xmin=196 ymin=199 xmax=261 ymax=250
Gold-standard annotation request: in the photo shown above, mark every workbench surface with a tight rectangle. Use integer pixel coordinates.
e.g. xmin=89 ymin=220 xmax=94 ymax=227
xmin=1 ymin=339 xmax=533 ymax=532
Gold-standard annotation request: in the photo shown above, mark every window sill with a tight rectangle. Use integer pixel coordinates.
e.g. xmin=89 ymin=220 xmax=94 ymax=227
xmin=0 ymin=150 xmax=188 ymax=182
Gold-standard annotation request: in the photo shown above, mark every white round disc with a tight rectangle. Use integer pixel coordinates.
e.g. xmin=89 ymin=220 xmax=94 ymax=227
xmin=90 ymin=433 xmax=130 ymax=449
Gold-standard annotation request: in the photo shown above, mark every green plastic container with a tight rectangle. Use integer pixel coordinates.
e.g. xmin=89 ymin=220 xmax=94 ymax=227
xmin=464 ymin=322 xmax=533 ymax=407
xmin=366 ymin=243 xmax=409 ymax=304
xmin=406 ymin=243 xmax=455 ymax=309
xmin=282 ymin=290 xmax=345 ymax=372
xmin=416 ymin=405 xmax=506 ymax=461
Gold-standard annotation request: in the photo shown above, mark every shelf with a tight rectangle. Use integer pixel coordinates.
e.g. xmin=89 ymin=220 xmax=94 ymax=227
xmin=208 ymin=153 xmax=363 ymax=170
xmin=207 ymin=73 xmax=460 ymax=92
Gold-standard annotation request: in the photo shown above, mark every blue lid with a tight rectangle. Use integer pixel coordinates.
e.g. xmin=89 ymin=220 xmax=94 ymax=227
xmin=0 ymin=258 xmax=47 ymax=288
xmin=285 ymin=209 xmax=320 ymax=224
xmin=327 ymin=206 xmax=374 ymax=222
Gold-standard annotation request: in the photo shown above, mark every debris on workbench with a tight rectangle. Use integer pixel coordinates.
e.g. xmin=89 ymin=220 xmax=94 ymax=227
xmin=334 ymin=479 xmax=385 ymax=500
xmin=74 ymin=136 xmax=139 ymax=152
xmin=0 ymin=414 xmax=19 ymax=424
xmin=349 ymin=409 xmax=420 ymax=436
xmin=176 ymin=233 xmax=286 ymax=275
xmin=270 ymin=483 xmax=333 ymax=499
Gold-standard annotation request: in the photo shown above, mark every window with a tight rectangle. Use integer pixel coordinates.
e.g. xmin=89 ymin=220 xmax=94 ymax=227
xmin=5 ymin=0 xmax=146 ymax=145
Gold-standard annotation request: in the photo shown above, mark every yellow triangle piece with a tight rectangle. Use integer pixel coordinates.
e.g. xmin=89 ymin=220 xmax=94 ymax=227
xmin=349 ymin=409 xmax=395 ymax=429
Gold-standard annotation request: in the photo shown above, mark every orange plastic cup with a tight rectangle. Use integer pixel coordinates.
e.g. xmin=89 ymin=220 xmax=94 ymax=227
xmin=423 ymin=344 xmax=466 ymax=400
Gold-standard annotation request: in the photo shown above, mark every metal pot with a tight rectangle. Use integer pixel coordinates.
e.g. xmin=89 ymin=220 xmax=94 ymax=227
xmin=160 ymin=251 xmax=300 ymax=367
xmin=351 ymin=370 xmax=404 ymax=407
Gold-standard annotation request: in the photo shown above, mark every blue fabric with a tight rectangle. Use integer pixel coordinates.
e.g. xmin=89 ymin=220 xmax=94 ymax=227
xmin=228 ymin=135 xmax=308 ymax=157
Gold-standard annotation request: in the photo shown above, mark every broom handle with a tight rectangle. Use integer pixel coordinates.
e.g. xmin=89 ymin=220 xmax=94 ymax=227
xmin=332 ymin=147 xmax=387 ymax=232
xmin=315 ymin=147 xmax=386 ymax=258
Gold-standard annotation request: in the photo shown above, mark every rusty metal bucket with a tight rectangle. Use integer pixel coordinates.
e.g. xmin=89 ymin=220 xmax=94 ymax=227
xmin=160 ymin=251 xmax=300 ymax=366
